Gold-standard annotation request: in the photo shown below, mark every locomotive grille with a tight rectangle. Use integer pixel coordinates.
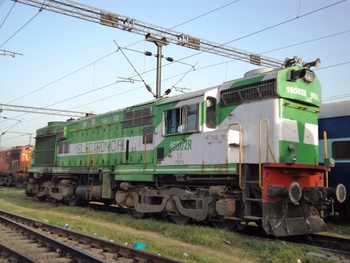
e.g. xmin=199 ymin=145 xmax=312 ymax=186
xmin=35 ymin=135 xmax=56 ymax=166
xmin=220 ymin=78 xmax=277 ymax=105
xmin=124 ymin=107 xmax=152 ymax=128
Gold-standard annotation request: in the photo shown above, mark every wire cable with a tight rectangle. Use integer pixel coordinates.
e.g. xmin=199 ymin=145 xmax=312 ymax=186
xmin=6 ymin=1 xmax=238 ymax=104
xmin=0 ymin=0 xmax=16 ymax=30
xmin=0 ymin=8 xmax=42 ymax=48
xmin=171 ymin=1 xmax=239 ymax=29
xmin=2 ymin=1 xmax=349 ymax=136
xmin=7 ymin=50 xmax=118 ymax=104
xmin=171 ymin=0 xmax=347 ymax=63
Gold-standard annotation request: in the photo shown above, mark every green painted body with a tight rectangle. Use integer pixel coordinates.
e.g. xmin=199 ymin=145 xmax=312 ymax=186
xmin=30 ymin=66 xmax=322 ymax=180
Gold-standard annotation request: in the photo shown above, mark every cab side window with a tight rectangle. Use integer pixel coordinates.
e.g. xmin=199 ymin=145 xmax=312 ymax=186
xmin=206 ymin=97 xmax=217 ymax=128
xmin=164 ymin=108 xmax=180 ymax=135
xmin=164 ymin=103 xmax=199 ymax=135
xmin=182 ymin=104 xmax=199 ymax=132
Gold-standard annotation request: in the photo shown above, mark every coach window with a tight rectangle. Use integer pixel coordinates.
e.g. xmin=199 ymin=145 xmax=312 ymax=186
xmin=332 ymin=141 xmax=350 ymax=160
xmin=206 ymin=97 xmax=217 ymax=128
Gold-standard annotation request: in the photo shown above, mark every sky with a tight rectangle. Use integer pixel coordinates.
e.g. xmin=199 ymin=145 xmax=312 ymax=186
xmin=0 ymin=0 xmax=349 ymax=149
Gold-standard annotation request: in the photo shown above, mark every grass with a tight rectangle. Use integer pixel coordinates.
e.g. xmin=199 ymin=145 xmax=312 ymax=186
xmin=0 ymin=187 xmax=348 ymax=263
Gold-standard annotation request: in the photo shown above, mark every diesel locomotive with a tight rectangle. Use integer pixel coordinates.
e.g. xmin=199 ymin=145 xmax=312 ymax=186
xmin=25 ymin=57 xmax=346 ymax=236
xmin=0 ymin=145 xmax=33 ymax=187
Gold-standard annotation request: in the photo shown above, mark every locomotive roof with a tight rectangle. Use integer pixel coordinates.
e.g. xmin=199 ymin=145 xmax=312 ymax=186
xmin=0 ymin=145 xmax=33 ymax=153
xmin=99 ymin=68 xmax=283 ymax=113
xmin=319 ymin=100 xmax=350 ymax=119
xmin=76 ymin=68 xmax=283 ymax=121
xmin=155 ymin=86 xmax=217 ymax=105
xmin=71 ymin=86 xmax=217 ymax=122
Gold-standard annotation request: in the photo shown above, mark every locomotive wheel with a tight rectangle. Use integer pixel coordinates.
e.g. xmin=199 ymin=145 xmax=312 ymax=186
xmin=102 ymin=199 xmax=114 ymax=206
xmin=67 ymin=196 xmax=89 ymax=206
xmin=169 ymin=214 xmax=190 ymax=225
xmin=212 ymin=220 xmax=240 ymax=231
xmin=68 ymin=196 xmax=80 ymax=206
xmin=38 ymin=196 xmax=47 ymax=202
xmin=131 ymin=210 xmax=146 ymax=219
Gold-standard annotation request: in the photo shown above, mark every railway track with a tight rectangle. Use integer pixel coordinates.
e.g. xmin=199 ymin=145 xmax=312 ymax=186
xmin=241 ymin=224 xmax=350 ymax=262
xmin=287 ymin=233 xmax=350 ymax=262
xmin=2 ymin=207 xmax=350 ymax=262
xmin=0 ymin=210 xmax=182 ymax=263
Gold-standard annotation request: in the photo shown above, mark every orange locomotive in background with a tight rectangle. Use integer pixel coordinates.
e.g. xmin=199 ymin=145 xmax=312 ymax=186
xmin=0 ymin=145 xmax=33 ymax=187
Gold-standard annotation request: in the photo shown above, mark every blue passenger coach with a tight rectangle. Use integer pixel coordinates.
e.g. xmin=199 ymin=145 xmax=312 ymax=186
xmin=319 ymin=100 xmax=350 ymax=215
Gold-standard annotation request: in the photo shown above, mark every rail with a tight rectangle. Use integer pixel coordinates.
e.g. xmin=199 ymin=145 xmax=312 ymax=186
xmin=0 ymin=210 xmax=182 ymax=263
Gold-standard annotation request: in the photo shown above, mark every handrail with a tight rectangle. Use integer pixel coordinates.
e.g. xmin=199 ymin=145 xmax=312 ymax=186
xmin=85 ymin=148 xmax=90 ymax=168
xmin=258 ymin=118 xmax=277 ymax=189
xmin=93 ymin=148 xmax=98 ymax=169
xmin=228 ymin=123 xmax=243 ymax=189
xmin=323 ymin=131 xmax=329 ymax=187
xmin=283 ymin=101 xmax=320 ymax=113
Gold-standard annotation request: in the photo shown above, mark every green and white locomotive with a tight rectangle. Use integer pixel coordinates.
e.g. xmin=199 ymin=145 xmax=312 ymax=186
xmin=26 ymin=57 xmax=346 ymax=236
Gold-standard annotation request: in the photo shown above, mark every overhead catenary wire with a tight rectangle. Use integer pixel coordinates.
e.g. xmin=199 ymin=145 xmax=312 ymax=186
xmin=170 ymin=0 xmax=239 ymax=29
xmin=4 ymin=0 xmax=345 ymax=105
xmin=0 ymin=0 xmax=16 ymax=30
xmin=6 ymin=0 xmax=237 ymax=103
xmin=1 ymin=0 xmax=349 ymax=141
xmin=0 ymin=4 xmax=43 ymax=48
xmin=114 ymin=40 xmax=157 ymax=98
xmin=5 ymin=29 xmax=350 ymax=118
xmin=7 ymin=50 xmax=118 ymax=104
xmin=0 ymin=0 xmax=55 ymax=47
xmin=169 ymin=0 xmax=347 ymax=64
xmin=225 ymin=0 xmax=346 ymax=46
xmin=8 ymin=25 xmax=348 ymax=108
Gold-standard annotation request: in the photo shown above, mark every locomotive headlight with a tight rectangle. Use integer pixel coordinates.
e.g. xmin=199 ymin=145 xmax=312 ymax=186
xmin=303 ymin=70 xmax=315 ymax=83
xmin=286 ymin=144 xmax=297 ymax=164
xmin=284 ymin=153 xmax=297 ymax=164
xmin=288 ymin=69 xmax=315 ymax=83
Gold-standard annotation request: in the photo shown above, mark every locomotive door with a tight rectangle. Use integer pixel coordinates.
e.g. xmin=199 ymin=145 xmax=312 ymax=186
xmin=143 ymin=125 xmax=155 ymax=165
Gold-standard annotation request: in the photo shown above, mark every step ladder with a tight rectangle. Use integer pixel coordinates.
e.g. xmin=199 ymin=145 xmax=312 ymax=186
xmin=243 ymin=174 xmax=262 ymax=221
xmin=86 ymin=173 xmax=94 ymax=200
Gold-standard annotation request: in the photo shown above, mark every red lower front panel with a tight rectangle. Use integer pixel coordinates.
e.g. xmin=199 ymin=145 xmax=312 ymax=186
xmin=262 ymin=163 xmax=327 ymax=202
